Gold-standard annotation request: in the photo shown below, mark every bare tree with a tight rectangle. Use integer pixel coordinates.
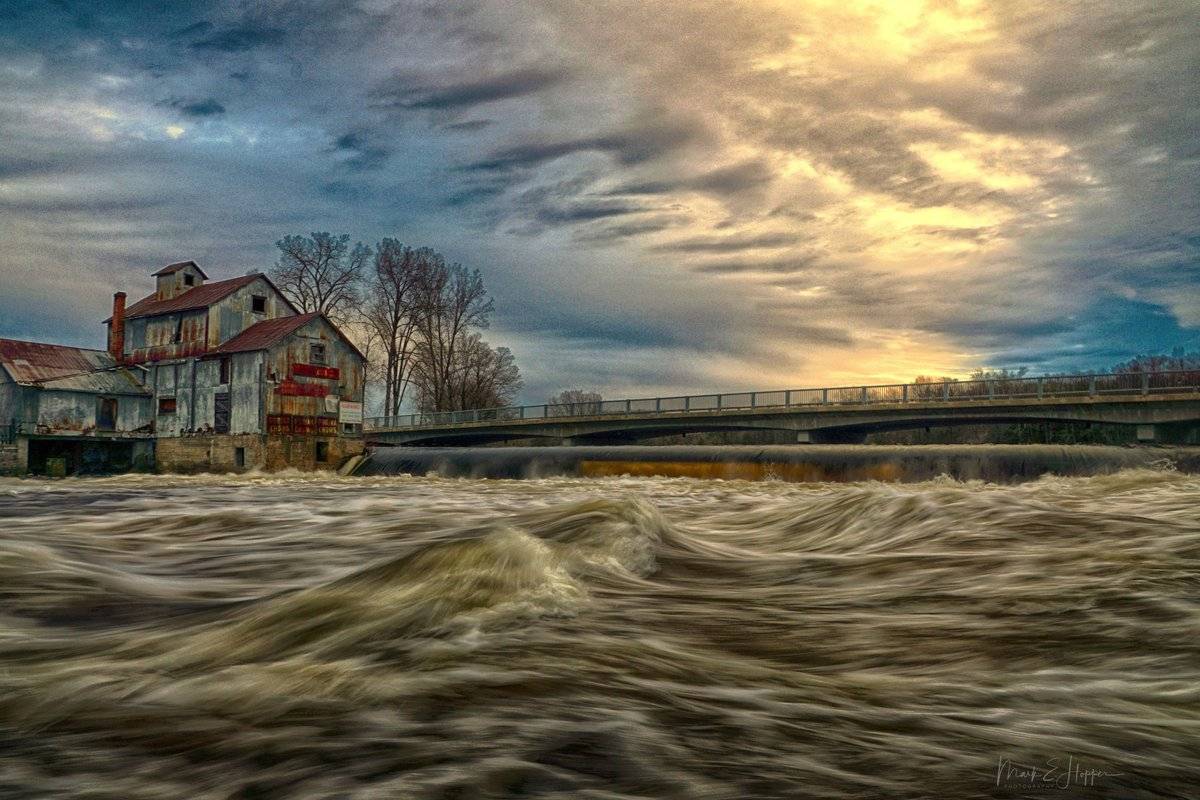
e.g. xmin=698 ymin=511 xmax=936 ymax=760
xmin=548 ymin=389 xmax=602 ymax=416
xmin=272 ymin=232 xmax=370 ymax=324
xmin=413 ymin=333 xmax=522 ymax=412
xmin=361 ymin=240 xmax=427 ymax=416
xmin=410 ymin=255 xmax=494 ymax=412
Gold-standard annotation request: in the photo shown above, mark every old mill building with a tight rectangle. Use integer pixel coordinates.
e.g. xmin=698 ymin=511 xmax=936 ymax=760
xmin=0 ymin=260 xmax=366 ymax=475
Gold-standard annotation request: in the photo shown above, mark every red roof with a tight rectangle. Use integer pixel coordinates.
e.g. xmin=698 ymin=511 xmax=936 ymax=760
xmin=152 ymin=260 xmax=209 ymax=279
xmin=108 ymin=274 xmax=261 ymax=322
xmin=211 ymin=312 xmax=321 ymax=354
xmin=0 ymin=338 xmax=115 ymax=384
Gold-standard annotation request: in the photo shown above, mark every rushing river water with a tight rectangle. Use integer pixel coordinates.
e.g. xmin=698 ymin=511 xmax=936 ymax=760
xmin=1 ymin=470 xmax=1198 ymax=799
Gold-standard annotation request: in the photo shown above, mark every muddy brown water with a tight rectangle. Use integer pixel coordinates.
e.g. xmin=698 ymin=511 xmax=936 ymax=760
xmin=1 ymin=468 xmax=1198 ymax=798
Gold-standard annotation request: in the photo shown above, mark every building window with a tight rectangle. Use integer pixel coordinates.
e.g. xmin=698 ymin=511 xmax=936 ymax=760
xmin=315 ymin=441 xmax=329 ymax=462
xmin=219 ymin=357 xmax=231 ymax=384
xmin=172 ymin=317 xmax=183 ymax=344
xmin=184 ymin=273 xmax=195 ymax=286
xmin=310 ymin=343 xmax=326 ymax=365
xmin=342 ymin=423 xmax=356 ymax=435
xmin=234 ymin=447 xmax=246 ymax=468
xmin=251 ymin=295 xmax=267 ymax=314
xmin=158 ymin=397 xmax=177 ymax=414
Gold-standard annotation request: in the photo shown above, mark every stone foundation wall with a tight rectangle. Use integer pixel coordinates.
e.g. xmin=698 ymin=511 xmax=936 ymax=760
xmin=156 ymin=434 xmax=363 ymax=473
xmin=0 ymin=444 xmax=18 ymax=476
xmin=264 ymin=435 xmax=364 ymax=472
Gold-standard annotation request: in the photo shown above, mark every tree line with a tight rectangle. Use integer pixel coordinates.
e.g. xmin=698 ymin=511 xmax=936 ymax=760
xmin=269 ymin=232 xmax=522 ymax=415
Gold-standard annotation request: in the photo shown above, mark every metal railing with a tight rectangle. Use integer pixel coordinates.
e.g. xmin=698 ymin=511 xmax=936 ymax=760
xmin=365 ymin=370 xmax=1200 ymax=431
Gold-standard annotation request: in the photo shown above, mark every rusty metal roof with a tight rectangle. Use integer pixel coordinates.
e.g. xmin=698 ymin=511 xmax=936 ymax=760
xmin=106 ymin=273 xmax=300 ymax=322
xmin=36 ymin=367 xmax=150 ymax=396
xmin=0 ymin=338 xmax=115 ymax=384
xmin=152 ymin=259 xmax=209 ymax=278
xmin=211 ymin=312 xmax=320 ymax=354
xmin=110 ymin=274 xmax=259 ymax=321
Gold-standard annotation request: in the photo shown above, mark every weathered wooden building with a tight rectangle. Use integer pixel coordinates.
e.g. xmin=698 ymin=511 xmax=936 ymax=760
xmin=2 ymin=260 xmax=365 ymax=475
xmin=0 ymin=339 xmax=155 ymax=474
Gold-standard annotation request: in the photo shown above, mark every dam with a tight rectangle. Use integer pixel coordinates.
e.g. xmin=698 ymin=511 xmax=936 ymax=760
xmin=358 ymin=444 xmax=1200 ymax=483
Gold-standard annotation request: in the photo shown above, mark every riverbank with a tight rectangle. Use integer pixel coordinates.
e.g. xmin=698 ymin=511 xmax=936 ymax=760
xmin=358 ymin=443 xmax=1199 ymax=483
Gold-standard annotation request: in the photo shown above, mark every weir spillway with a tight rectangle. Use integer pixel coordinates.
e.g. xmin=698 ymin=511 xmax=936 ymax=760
xmin=357 ymin=444 xmax=1200 ymax=484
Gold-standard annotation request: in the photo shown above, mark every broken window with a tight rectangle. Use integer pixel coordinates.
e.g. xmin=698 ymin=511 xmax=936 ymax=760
xmin=219 ymin=357 xmax=231 ymax=384
xmin=252 ymin=295 xmax=267 ymax=314
xmin=184 ymin=274 xmax=195 ymax=286
xmin=171 ymin=317 xmax=183 ymax=344
xmin=158 ymin=397 xmax=177 ymax=414
xmin=234 ymin=447 xmax=246 ymax=468
xmin=315 ymin=441 xmax=329 ymax=462
xmin=310 ymin=343 xmax=326 ymax=364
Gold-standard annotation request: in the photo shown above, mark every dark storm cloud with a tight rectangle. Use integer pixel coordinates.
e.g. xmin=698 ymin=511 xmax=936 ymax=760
xmin=378 ymin=68 xmax=568 ymax=111
xmin=466 ymin=119 xmax=697 ymax=171
xmin=533 ymin=200 xmax=643 ymax=225
xmin=167 ymin=97 xmax=226 ymax=117
xmin=654 ymin=233 xmax=798 ymax=254
xmin=444 ymin=119 xmax=493 ymax=132
xmin=188 ymin=23 xmax=284 ymax=52
xmin=2 ymin=0 xmax=1198 ymax=395
xmin=331 ymin=131 xmax=391 ymax=171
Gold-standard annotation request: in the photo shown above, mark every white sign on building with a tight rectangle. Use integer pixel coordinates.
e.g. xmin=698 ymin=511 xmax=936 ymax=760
xmin=339 ymin=401 xmax=363 ymax=424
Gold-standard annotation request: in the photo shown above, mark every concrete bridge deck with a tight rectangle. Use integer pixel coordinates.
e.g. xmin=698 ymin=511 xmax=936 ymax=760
xmin=365 ymin=371 xmax=1200 ymax=446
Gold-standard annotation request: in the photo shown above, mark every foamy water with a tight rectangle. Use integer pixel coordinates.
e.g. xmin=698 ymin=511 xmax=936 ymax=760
xmin=1 ymin=470 xmax=1197 ymax=798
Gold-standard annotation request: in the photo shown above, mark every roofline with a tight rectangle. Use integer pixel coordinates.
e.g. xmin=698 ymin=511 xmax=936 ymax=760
xmin=202 ymin=312 xmax=367 ymax=361
xmin=0 ymin=336 xmax=108 ymax=354
xmin=153 ymin=260 xmax=210 ymax=279
xmin=103 ymin=272 xmax=300 ymax=322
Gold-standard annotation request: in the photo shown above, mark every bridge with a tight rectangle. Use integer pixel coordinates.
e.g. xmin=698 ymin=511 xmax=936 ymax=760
xmin=364 ymin=371 xmax=1200 ymax=446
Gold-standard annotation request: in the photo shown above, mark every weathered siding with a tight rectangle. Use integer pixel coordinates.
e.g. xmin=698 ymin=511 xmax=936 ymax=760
xmin=126 ymin=309 xmax=208 ymax=362
xmin=150 ymin=352 xmax=264 ymax=435
xmin=207 ymin=278 xmax=294 ymax=349
xmin=156 ymin=263 xmax=206 ymax=300
xmin=29 ymin=390 xmax=153 ymax=434
xmin=265 ymin=317 xmax=365 ymax=425
xmin=0 ymin=372 xmax=19 ymax=426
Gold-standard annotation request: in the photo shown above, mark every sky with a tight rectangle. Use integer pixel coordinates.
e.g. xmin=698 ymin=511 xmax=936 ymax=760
xmin=1 ymin=0 xmax=1197 ymax=404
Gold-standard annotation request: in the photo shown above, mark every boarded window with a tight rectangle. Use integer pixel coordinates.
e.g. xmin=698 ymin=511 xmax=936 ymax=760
xmin=219 ymin=357 xmax=231 ymax=384
xmin=315 ymin=441 xmax=329 ymax=462
xmin=310 ymin=343 xmax=326 ymax=365
xmin=252 ymin=295 xmax=267 ymax=313
xmin=158 ymin=397 xmax=177 ymax=414
xmin=214 ymin=393 xmax=231 ymax=434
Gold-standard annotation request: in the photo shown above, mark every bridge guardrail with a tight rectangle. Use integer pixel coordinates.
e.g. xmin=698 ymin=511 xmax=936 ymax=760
xmin=366 ymin=370 xmax=1200 ymax=431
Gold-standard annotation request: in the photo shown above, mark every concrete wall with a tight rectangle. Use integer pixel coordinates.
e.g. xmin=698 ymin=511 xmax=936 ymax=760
xmin=156 ymin=433 xmax=363 ymax=473
xmin=207 ymin=277 xmax=294 ymax=348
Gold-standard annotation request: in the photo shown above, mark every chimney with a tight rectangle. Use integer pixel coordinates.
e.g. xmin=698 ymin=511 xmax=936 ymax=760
xmin=110 ymin=292 xmax=126 ymax=363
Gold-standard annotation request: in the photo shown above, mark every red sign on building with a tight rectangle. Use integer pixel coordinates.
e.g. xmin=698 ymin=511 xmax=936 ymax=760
xmin=292 ymin=363 xmax=340 ymax=380
xmin=276 ymin=379 xmax=330 ymax=397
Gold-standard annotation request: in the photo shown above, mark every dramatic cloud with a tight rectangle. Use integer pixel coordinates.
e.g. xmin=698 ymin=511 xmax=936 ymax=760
xmin=1 ymin=0 xmax=1197 ymax=402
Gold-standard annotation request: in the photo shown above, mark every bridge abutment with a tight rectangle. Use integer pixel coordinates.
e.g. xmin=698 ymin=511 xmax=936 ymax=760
xmin=797 ymin=429 xmax=868 ymax=445
xmin=1136 ymin=423 xmax=1200 ymax=445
